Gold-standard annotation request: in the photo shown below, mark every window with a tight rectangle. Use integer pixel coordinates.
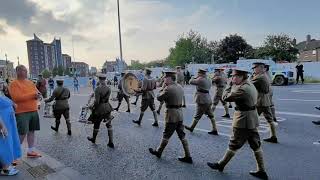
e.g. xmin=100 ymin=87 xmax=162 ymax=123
xmin=313 ymin=50 xmax=317 ymax=55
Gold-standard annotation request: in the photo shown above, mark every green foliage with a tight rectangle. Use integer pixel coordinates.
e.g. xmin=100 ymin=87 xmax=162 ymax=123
xmin=128 ymin=60 xmax=145 ymax=70
xmin=64 ymin=68 xmax=71 ymax=76
xmin=215 ymin=34 xmax=253 ymax=63
xmin=41 ymin=69 xmax=51 ymax=78
xmin=167 ymin=30 xmax=214 ymax=67
xmin=256 ymin=34 xmax=298 ymax=62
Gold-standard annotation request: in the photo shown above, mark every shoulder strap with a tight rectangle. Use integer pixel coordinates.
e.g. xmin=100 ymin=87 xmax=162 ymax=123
xmin=55 ymin=88 xmax=66 ymax=100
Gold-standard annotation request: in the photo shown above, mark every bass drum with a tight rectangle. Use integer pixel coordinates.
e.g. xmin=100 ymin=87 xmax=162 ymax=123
xmin=121 ymin=72 xmax=141 ymax=97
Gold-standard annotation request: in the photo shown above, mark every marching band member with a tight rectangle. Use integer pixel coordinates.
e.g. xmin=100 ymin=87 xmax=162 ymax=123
xmin=45 ymin=79 xmax=71 ymax=135
xmin=87 ymin=73 xmax=114 ymax=148
xmin=185 ymin=69 xmax=219 ymax=135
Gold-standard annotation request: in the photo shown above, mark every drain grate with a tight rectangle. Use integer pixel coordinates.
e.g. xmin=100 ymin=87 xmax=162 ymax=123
xmin=27 ymin=164 xmax=55 ymax=178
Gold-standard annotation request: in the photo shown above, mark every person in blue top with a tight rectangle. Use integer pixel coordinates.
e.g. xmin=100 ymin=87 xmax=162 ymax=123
xmin=73 ymin=77 xmax=79 ymax=93
xmin=0 ymin=94 xmax=22 ymax=176
xmin=48 ymin=77 xmax=55 ymax=96
xmin=92 ymin=77 xmax=96 ymax=91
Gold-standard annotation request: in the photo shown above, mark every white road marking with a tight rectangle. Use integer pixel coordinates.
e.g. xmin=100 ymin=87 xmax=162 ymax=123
xmin=291 ymin=90 xmax=320 ymax=93
xmin=278 ymin=98 xmax=320 ymax=102
xmin=277 ymin=111 xmax=320 ymax=118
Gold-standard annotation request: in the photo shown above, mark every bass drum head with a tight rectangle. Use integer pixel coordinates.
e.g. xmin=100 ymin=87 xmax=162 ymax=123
xmin=122 ymin=72 xmax=141 ymax=97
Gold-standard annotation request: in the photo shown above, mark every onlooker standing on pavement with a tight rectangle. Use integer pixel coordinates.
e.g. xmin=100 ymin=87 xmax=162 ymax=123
xmin=36 ymin=74 xmax=47 ymax=98
xmin=113 ymin=75 xmax=118 ymax=87
xmin=48 ymin=77 xmax=55 ymax=96
xmin=73 ymin=77 xmax=79 ymax=93
xmin=0 ymin=79 xmax=10 ymax=98
xmin=45 ymin=79 xmax=71 ymax=135
xmin=92 ymin=77 xmax=96 ymax=91
xmin=0 ymin=96 xmax=21 ymax=176
xmin=8 ymin=65 xmax=42 ymax=158
xmin=295 ymin=61 xmax=304 ymax=84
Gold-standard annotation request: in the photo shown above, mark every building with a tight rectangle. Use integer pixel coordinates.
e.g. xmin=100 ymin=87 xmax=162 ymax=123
xmin=62 ymin=54 xmax=72 ymax=68
xmin=71 ymin=61 xmax=89 ymax=77
xmin=26 ymin=34 xmax=64 ymax=78
xmin=44 ymin=43 xmax=56 ymax=70
xmin=90 ymin=67 xmax=97 ymax=76
xmin=0 ymin=60 xmax=15 ymax=79
xmin=52 ymin=38 xmax=63 ymax=66
xmin=296 ymin=35 xmax=320 ymax=62
xmin=26 ymin=34 xmax=46 ymax=78
xmin=102 ymin=58 xmax=127 ymax=73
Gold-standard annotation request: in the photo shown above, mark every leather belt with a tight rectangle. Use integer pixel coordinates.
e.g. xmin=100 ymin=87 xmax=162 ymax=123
xmin=197 ymin=89 xmax=209 ymax=93
xmin=235 ymin=106 xmax=256 ymax=111
xmin=166 ymin=105 xmax=182 ymax=109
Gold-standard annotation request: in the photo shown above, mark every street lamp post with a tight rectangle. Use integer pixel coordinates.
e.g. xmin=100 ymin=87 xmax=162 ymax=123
xmin=117 ymin=0 xmax=123 ymax=62
xmin=5 ymin=53 xmax=9 ymax=79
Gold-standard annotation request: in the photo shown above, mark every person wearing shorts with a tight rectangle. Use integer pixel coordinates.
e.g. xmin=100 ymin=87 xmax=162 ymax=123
xmin=8 ymin=65 xmax=42 ymax=158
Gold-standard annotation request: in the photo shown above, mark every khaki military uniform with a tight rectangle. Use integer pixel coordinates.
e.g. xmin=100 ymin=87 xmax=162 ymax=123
xmin=115 ymin=78 xmax=130 ymax=111
xmin=87 ymin=81 xmax=114 ymax=145
xmin=45 ymin=86 xmax=71 ymax=131
xmin=211 ymin=79 xmax=267 ymax=177
xmin=251 ymin=73 xmax=277 ymax=139
xmin=141 ymin=75 xmax=157 ymax=111
xmin=156 ymin=75 xmax=166 ymax=114
xmin=265 ymin=71 xmax=276 ymax=121
xmin=222 ymin=80 xmax=260 ymax=151
xmin=153 ymin=82 xmax=191 ymax=158
xmin=133 ymin=74 xmax=158 ymax=125
xmin=212 ymin=71 xmax=229 ymax=115
xmin=187 ymin=76 xmax=218 ymax=133
xmin=176 ymin=71 xmax=186 ymax=107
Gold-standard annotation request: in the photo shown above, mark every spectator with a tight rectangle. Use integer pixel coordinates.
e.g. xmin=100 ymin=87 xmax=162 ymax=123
xmin=36 ymin=74 xmax=47 ymax=98
xmin=295 ymin=61 xmax=304 ymax=84
xmin=0 ymin=96 xmax=21 ymax=176
xmin=8 ymin=65 xmax=42 ymax=158
xmin=113 ymin=75 xmax=118 ymax=87
xmin=48 ymin=77 xmax=55 ymax=96
xmin=73 ymin=77 xmax=79 ymax=93
xmin=184 ymin=70 xmax=191 ymax=85
xmin=92 ymin=77 xmax=96 ymax=91
xmin=0 ymin=79 xmax=10 ymax=98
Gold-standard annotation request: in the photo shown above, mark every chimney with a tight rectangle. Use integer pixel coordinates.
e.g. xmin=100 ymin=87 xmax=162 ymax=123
xmin=307 ymin=34 xmax=311 ymax=42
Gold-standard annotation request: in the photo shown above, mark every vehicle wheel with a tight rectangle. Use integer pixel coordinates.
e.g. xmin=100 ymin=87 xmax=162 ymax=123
xmin=274 ymin=75 xmax=285 ymax=86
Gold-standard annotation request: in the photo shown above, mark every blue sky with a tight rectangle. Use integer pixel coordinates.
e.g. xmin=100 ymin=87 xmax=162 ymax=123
xmin=0 ymin=0 xmax=319 ymax=68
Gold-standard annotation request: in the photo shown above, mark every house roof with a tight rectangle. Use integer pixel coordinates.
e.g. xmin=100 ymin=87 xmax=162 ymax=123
xmin=296 ymin=39 xmax=320 ymax=51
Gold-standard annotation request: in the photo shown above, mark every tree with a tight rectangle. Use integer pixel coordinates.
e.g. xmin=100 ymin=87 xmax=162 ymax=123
xmin=128 ymin=60 xmax=145 ymax=70
xmin=52 ymin=67 xmax=58 ymax=77
xmin=256 ymin=34 xmax=298 ymax=62
xmin=215 ymin=34 xmax=253 ymax=63
xmin=41 ymin=69 xmax=51 ymax=78
xmin=167 ymin=30 xmax=213 ymax=67
xmin=64 ymin=68 xmax=71 ymax=76
xmin=57 ymin=66 xmax=64 ymax=76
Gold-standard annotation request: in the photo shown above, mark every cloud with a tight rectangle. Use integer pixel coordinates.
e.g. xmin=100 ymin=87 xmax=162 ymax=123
xmin=0 ymin=0 xmax=73 ymax=36
xmin=0 ymin=25 xmax=6 ymax=35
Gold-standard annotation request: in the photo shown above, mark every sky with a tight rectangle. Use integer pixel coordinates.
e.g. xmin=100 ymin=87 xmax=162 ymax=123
xmin=0 ymin=0 xmax=320 ymax=69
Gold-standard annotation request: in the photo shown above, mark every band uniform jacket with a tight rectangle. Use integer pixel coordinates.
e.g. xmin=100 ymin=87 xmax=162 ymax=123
xmin=46 ymin=86 xmax=70 ymax=110
xmin=141 ymin=75 xmax=157 ymax=100
xmin=251 ymin=73 xmax=271 ymax=107
xmin=176 ymin=72 xmax=185 ymax=87
xmin=223 ymin=80 xmax=259 ymax=129
xmin=189 ymin=76 xmax=212 ymax=105
xmin=157 ymin=83 xmax=184 ymax=123
xmin=93 ymin=83 xmax=112 ymax=116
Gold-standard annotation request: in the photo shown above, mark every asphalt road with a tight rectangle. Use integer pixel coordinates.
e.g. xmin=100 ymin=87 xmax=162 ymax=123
xmin=34 ymin=84 xmax=320 ymax=180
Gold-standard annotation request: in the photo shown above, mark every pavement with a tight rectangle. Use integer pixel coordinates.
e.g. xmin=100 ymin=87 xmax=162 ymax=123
xmin=4 ymin=83 xmax=320 ymax=180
